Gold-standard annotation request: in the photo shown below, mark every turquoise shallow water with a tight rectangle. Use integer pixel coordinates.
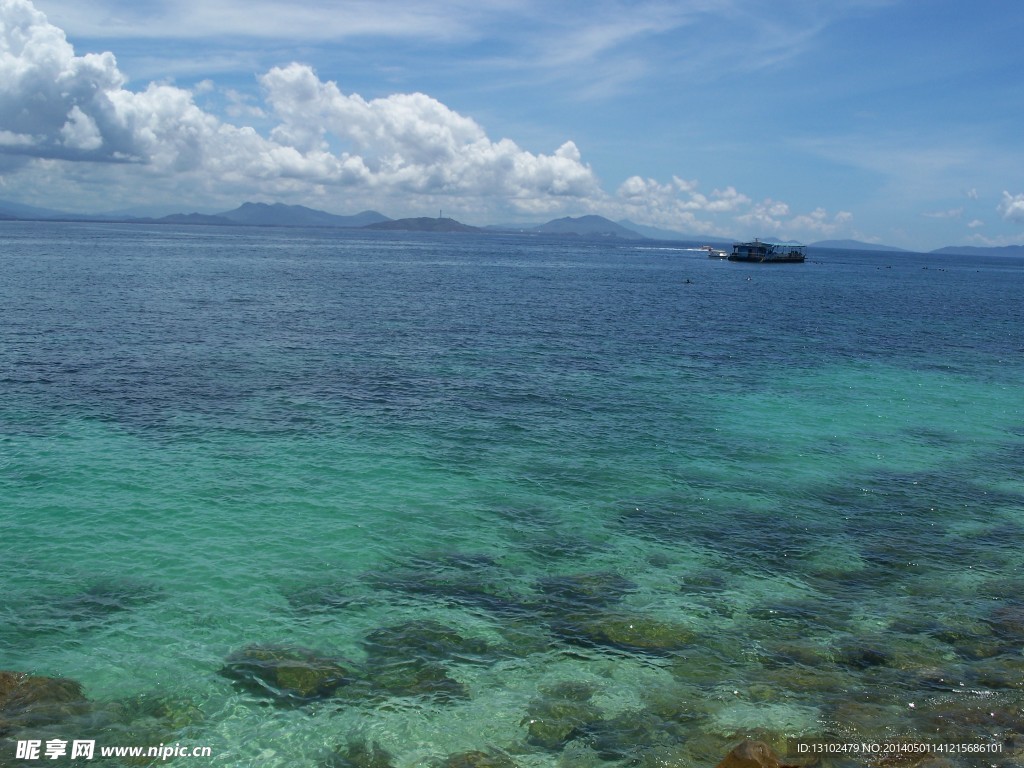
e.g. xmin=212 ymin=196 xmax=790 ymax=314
xmin=1 ymin=222 xmax=1023 ymax=767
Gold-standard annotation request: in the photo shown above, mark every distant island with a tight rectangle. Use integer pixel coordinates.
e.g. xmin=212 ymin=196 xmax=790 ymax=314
xmin=362 ymin=217 xmax=482 ymax=233
xmin=929 ymin=244 xmax=1024 ymax=257
xmin=219 ymin=202 xmax=389 ymax=228
xmin=154 ymin=202 xmax=390 ymax=228
xmin=1 ymin=197 xmax=1021 ymax=256
xmin=532 ymin=215 xmax=643 ymax=239
xmin=809 ymin=239 xmax=910 ymax=252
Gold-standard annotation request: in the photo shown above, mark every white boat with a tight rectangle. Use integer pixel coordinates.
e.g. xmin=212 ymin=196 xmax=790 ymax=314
xmin=702 ymin=245 xmax=728 ymax=258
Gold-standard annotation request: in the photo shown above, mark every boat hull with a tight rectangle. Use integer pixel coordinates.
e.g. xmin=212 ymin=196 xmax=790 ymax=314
xmin=729 ymin=239 xmax=806 ymax=263
xmin=727 ymin=254 xmax=805 ymax=263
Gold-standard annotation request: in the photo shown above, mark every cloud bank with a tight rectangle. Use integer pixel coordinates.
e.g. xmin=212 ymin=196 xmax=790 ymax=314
xmin=0 ymin=0 xmax=599 ymax=211
xmin=1 ymin=0 xmax=855 ymax=237
xmin=998 ymin=191 xmax=1024 ymax=223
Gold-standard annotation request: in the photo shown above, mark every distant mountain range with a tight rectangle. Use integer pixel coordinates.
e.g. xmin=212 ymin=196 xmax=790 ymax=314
xmin=929 ymin=244 xmax=1024 ymax=257
xmin=809 ymin=239 xmax=910 ymax=252
xmin=0 ymin=199 xmax=390 ymax=229
xmin=531 ymin=215 xmax=642 ymax=238
xmin=808 ymin=239 xmax=1024 ymax=256
xmin=0 ymin=200 xmax=72 ymax=220
xmin=218 ymin=202 xmax=389 ymax=228
xmin=155 ymin=203 xmax=391 ymax=228
xmin=363 ymin=217 xmax=481 ymax=233
xmin=2 ymin=198 xmax=1022 ymax=255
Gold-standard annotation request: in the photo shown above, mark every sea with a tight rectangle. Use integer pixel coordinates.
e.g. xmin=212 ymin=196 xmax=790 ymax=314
xmin=1 ymin=221 xmax=1022 ymax=768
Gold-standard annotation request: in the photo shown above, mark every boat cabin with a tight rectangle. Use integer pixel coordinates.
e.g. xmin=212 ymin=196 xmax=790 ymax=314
xmin=729 ymin=239 xmax=806 ymax=263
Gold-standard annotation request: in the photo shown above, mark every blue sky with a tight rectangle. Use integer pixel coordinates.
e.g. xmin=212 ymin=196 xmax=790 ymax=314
xmin=2 ymin=0 xmax=1023 ymax=249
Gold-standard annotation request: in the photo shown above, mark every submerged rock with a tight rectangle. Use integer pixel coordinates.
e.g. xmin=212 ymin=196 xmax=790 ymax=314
xmin=553 ymin=613 xmax=696 ymax=655
xmin=833 ymin=641 xmax=892 ymax=670
xmin=285 ymin=581 xmax=371 ymax=614
xmin=436 ymin=553 xmax=502 ymax=571
xmin=353 ymin=658 xmax=468 ymax=704
xmin=492 ymin=620 xmax=557 ymax=659
xmin=519 ymin=532 xmax=597 ymax=561
xmin=55 ymin=580 xmax=163 ymax=627
xmin=761 ymin=640 xmax=829 ymax=668
xmin=970 ymin=656 xmax=1024 ymax=689
xmin=680 ymin=570 xmax=729 ymax=593
xmin=323 ymin=620 xmax=481 ymax=705
xmin=105 ymin=692 xmax=204 ymax=731
xmin=631 ymin=743 xmax=693 ymax=768
xmin=323 ymin=739 xmax=396 ymax=768
xmin=362 ymin=620 xmax=489 ymax=664
xmin=918 ymin=695 xmax=1024 ymax=746
xmin=435 ymin=750 xmax=518 ymax=768
xmin=583 ymin=709 xmax=690 ymax=762
xmin=367 ymin=566 xmax=526 ymax=616
xmin=618 ymin=503 xmax=687 ymax=542
xmin=987 ymin=604 xmax=1024 ymax=642
xmin=534 ymin=571 xmax=636 ymax=612
xmin=12 ymin=580 xmax=164 ymax=638
xmin=95 ymin=693 xmax=206 ymax=767
xmin=521 ymin=681 xmax=603 ymax=751
xmin=540 ymin=681 xmax=597 ymax=702
xmin=714 ymin=739 xmax=789 ymax=768
xmin=220 ymin=645 xmax=353 ymax=702
xmin=760 ymin=665 xmax=848 ymax=695
xmin=0 ymin=671 xmax=89 ymax=734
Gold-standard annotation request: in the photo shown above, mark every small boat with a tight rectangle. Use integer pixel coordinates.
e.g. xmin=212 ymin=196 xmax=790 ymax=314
xmin=729 ymin=238 xmax=805 ymax=263
xmin=702 ymin=245 xmax=729 ymax=258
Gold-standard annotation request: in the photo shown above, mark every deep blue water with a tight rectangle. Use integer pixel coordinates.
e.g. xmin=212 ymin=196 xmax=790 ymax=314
xmin=1 ymin=221 xmax=1022 ymax=767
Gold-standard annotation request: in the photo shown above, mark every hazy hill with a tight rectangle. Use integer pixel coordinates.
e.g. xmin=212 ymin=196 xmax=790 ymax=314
xmin=811 ymin=238 xmax=908 ymax=252
xmin=156 ymin=213 xmax=235 ymax=225
xmin=930 ymin=244 xmax=1024 ymax=257
xmin=534 ymin=215 xmax=644 ymax=238
xmin=363 ymin=217 xmax=482 ymax=232
xmin=219 ymin=202 xmax=389 ymax=227
xmin=0 ymin=199 xmax=73 ymax=219
xmin=484 ymin=222 xmax=545 ymax=232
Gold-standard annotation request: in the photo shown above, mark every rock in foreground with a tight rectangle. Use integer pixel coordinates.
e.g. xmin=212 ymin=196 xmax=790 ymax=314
xmin=714 ymin=740 xmax=791 ymax=768
xmin=220 ymin=645 xmax=353 ymax=702
xmin=0 ymin=671 xmax=89 ymax=734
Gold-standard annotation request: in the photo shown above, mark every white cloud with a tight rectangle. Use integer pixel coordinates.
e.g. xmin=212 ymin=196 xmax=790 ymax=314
xmin=258 ymin=62 xmax=599 ymax=204
xmin=0 ymin=0 xmax=125 ymax=159
xmin=0 ymin=0 xmax=599 ymax=212
xmin=788 ymin=206 xmax=853 ymax=235
xmin=615 ymin=175 xmax=750 ymax=216
xmin=705 ymin=186 xmax=751 ymax=213
xmin=967 ymin=218 xmax=984 ymax=228
xmin=0 ymin=130 xmax=37 ymax=147
xmin=736 ymin=198 xmax=791 ymax=232
xmin=0 ymin=0 xmax=873 ymax=237
xmin=610 ymin=175 xmax=852 ymax=240
xmin=997 ymin=191 xmax=1024 ymax=222
xmin=734 ymin=200 xmax=852 ymax=239
xmin=922 ymin=207 xmax=963 ymax=219
xmin=59 ymin=105 xmax=103 ymax=151
xmin=613 ymin=175 xmax=720 ymax=233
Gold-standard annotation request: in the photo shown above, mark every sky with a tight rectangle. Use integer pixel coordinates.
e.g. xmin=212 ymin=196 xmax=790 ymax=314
xmin=1 ymin=0 xmax=1022 ymax=250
